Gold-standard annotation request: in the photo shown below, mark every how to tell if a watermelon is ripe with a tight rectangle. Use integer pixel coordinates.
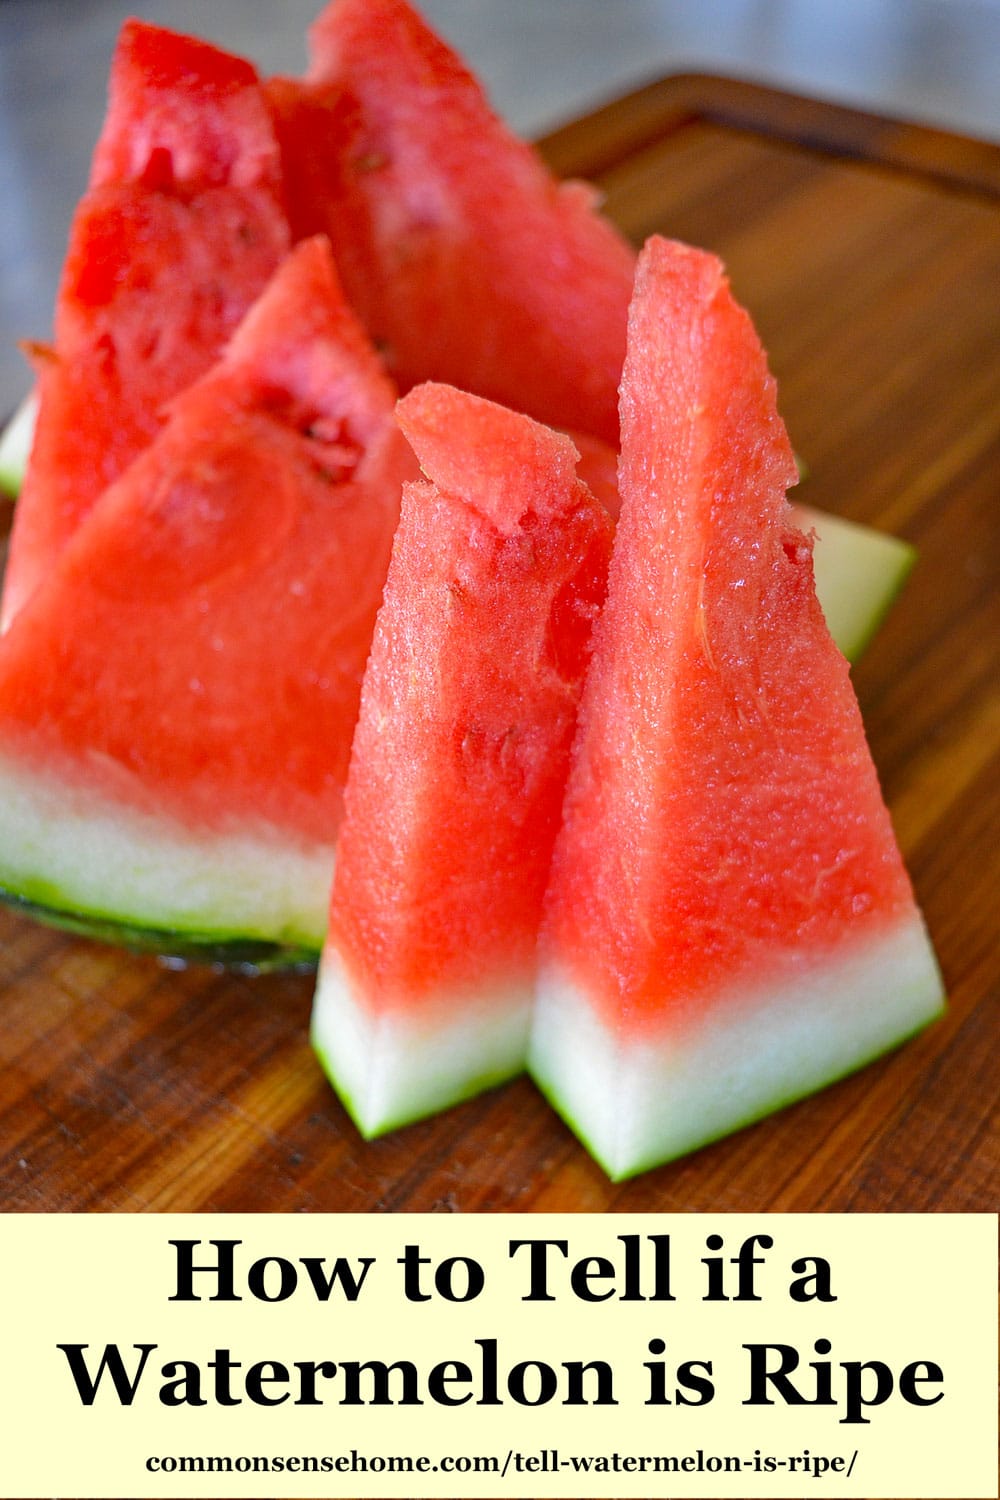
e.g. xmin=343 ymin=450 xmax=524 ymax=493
xmin=1 ymin=19 xmax=290 ymax=630
xmin=530 ymin=237 xmax=945 ymax=1181
xmin=0 ymin=237 xmax=414 ymax=967
xmin=312 ymin=383 xmax=613 ymax=1136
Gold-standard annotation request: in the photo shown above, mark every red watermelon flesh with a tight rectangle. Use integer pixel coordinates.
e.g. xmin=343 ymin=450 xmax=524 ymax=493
xmin=266 ymin=0 xmax=635 ymax=446
xmin=1 ymin=20 xmax=290 ymax=629
xmin=567 ymin=429 xmax=624 ymax=520
xmin=88 ymin=19 xmax=286 ymax=192
xmin=0 ymin=238 xmax=414 ymax=962
xmin=570 ymin=430 xmax=917 ymax=664
xmin=312 ymin=382 xmax=613 ymax=1135
xmin=530 ymin=236 xmax=944 ymax=1178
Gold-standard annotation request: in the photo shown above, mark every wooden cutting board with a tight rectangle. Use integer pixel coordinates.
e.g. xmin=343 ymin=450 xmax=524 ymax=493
xmin=1 ymin=76 xmax=997 ymax=1214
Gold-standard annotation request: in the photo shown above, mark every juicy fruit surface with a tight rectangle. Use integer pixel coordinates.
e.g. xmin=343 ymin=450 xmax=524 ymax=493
xmin=0 ymin=238 xmax=412 ymax=951
xmin=315 ymin=385 xmax=612 ymax=1134
xmin=0 ymin=239 xmax=408 ymax=841
xmin=540 ymin=238 xmax=924 ymax=1031
xmin=267 ymin=0 xmax=635 ymax=445
xmin=326 ymin=383 xmax=613 ymax=1010
xmin=573 ymin=433 xmax=917 ymax=664
xmin=87 ymin=19 xmax=286 ymax=191
xmin=2 ymin=21 xmax=289 ymax=628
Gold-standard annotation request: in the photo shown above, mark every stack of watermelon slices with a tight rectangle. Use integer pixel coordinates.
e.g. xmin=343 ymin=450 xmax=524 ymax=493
xmin=309 ymin=242 xmax=943 ymax=1166
xmin=2 ymin=0 xmax=916 ymax=669
xmin=0 ymin=0 xmax=944 ymax=1174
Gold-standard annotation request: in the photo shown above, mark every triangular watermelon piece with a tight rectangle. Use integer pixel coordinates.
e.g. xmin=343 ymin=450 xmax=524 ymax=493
xmin=312 ymin=383 xmax=613 ymax=1134
xmin=266 ymin=0 xmax=635 ymax=446
xmin=2 ymin=20 xmax=290 ymax=628
xmin=530 ymin=237 xmax=945 ymax=1179
xmin=0 ymin=238 xmax=414 ymax=966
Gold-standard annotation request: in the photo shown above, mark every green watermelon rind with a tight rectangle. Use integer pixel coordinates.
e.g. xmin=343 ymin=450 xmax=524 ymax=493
xmin=0 ymin=889 xmax=317 ymax=972
xmin=0 ymin=393 xmax=37 ymax=499
xmin=529 ymin=914 xmax=945 ymax=1181
xmin=312 ymin=947 xmax=531 ymax=1137
xmin=796 ymin=503 xmax=916 ymax=664
xmin=0 ymin=752 xmax=330 ymax=968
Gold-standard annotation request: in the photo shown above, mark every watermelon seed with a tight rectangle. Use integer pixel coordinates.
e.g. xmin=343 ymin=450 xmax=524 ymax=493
xmin=139 ymin=146 xmax=175 ymax=194
xmin=355 ymin=151 xmax=388 ymax=173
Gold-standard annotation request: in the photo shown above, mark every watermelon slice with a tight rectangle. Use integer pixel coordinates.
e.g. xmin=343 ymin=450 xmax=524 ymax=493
xmin=312 ymin=384 xmax=613 ymax=1134
xmin=1 ymin=19 xmax=290 ymax=628
xmin=0 ymin=237 xmax=414 ymax=965
xmin=529 ymin=237 xmax=944 ymax=1180
xmin=266 ymin=0 xmax=635 ymax=446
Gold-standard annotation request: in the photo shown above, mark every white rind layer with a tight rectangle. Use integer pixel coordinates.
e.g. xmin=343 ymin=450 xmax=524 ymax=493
xmin=312 ymin=944 xmax=532 ymax=1137
xmin=0 ymin=751 xmax=333 ymax=949
xmin=797 ymin=504 xmax=916 ymax=663
xmin=530 ymin=914 xmax=945 ymax=1180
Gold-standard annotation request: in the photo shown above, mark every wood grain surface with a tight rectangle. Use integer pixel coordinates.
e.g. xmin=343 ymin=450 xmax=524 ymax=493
xmin=0 ymin=76 xmax=997 ymax=1215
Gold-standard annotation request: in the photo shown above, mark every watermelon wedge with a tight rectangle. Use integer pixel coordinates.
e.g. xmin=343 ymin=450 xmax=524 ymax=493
xmin=529 ymin=237 xmax=945 ymax=1180
xmin=0 ymin=237 xmax=413 ymax=966
xmin=312 ymin=384 xmax=613 ymax=1134
xmin=1 ymin=19 xmax=289 ymax=629
xmin=266 ymin=0 xmax=635 ymax=446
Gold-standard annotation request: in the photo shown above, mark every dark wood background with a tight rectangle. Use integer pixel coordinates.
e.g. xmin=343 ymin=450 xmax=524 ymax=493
xmin=1 ymin=77 xmax=997 ymax=1215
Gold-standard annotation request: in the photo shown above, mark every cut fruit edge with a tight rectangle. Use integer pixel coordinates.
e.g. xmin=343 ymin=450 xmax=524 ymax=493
xmin=312 ymin=945 xmax=533 ymax=1137
xmin=795 ymin=502 xmax=916 ymax=663
xmin=0 ymin=398 xmax=914 ymax=661
xmin=0 ymin=750 xmax=331 ymax=966
xmin=529 ymin=913 xmax=945 ymax=1181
